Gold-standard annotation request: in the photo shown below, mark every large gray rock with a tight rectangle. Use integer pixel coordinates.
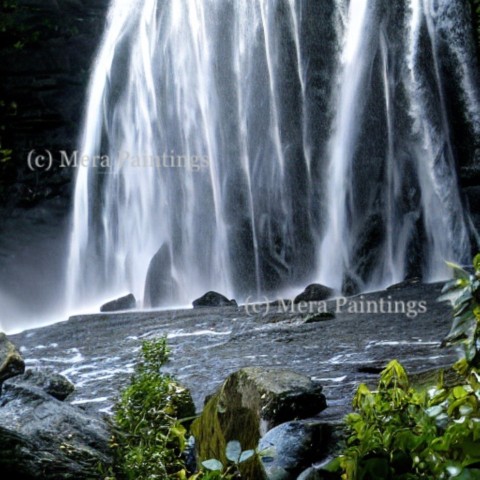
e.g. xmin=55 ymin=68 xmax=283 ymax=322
xmin=0 ymin=381 xmax=111 ymax=479
xmin=0 ymin=332 xmax=25 ymax=384
xmin=192 ymin=291 xmax=237 ymax=308
xmin=143 ymin=245 xmax=178 ymax=308
xmin=294 ymin=285 xmax=334 ymax=304
xmin=100 ymin=293 xmax=136 ymax=313
xmin=5 ymin=369 xmax=74 ymax=401
xmin=192 ymin=367 xmax=326 ymax=480
xmin=259 ymin=421 xmax=331 ymax=480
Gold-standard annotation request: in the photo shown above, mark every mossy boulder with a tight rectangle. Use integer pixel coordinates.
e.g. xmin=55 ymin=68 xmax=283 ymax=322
xmin=191 ymin=367 xmax=326 ymax=479
xmin=0 ymin=333 xmax=25 ymax=384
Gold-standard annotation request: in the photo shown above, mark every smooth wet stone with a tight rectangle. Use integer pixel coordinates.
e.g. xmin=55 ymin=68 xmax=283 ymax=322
xmin=192 ymin=291 xmax=238 ymax=308
xmin=100 ymin=293 xmax=136 ymax=312
xmin=259 ymin=420 xmax=331 ymax=479
xmin=294 ymin=284 xmax=334 ymax=304
xmin=143 ymin=244 xmax=178 ymax=308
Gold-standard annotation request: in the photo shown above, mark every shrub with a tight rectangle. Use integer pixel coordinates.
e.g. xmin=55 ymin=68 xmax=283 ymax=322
xmin=325 ymin=255 xmax=480 ymax=480
xmin=326 ymin=361 xmax=480 ymax=479
xmin=106 ymin=337 xmax=196 ymax=480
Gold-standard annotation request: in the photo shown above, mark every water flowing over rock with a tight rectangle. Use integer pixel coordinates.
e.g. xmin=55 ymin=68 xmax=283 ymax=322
xmin=66 ymin=0 xmax=480 ymax=311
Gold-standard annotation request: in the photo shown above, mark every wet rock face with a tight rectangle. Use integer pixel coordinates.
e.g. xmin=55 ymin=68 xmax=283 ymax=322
xmin=5 ymin=369 xmax=74 ymax=401
xmin=0 ymin=333 xmax=25 ymax=384
xmin=0 ymin=375 xmax=111 ymax=480
xmin=10 ymin=282 xmax=458 ymax=418
xmin=0 ymin=0 xmax=111 ymax=332
xmin=0 ymin=0 xmax=111 ymax=211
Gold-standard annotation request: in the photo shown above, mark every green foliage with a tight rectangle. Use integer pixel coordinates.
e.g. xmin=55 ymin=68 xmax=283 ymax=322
xmin=440 ymin=254 xmax=480 ymax=374
xmin=326 ymin=256 xmax=480 ymax=479
xmin=325 ymin=361 xmax=480 ymax=480
xmin=198 ymin=441 xmax=256 ymax=479
xmin=106 ymin=337 xmax=196 ymax=480
xmin=104 ymin=338 xmax=250 ymax=480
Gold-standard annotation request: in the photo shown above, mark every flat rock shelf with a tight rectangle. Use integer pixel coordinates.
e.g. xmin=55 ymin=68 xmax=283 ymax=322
xmin=11 ymin=282 xmax=457 ymax=422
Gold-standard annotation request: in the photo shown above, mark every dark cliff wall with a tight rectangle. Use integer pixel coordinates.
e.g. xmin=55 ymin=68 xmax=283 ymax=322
xmin=0 ymin=0 xmax=110 ymax=328
xmin=0 ymin=0 xmax=110 ymax=211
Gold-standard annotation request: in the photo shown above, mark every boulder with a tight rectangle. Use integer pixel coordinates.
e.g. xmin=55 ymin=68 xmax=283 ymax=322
xmin=192 ymin=291 xmax=238 ymax=308
xmin=100 ymin=293 xmax=136 ymax=312
xmin=191 ymin=367 xmax=326 ymax=479
xmin=143 ymin=245 xmax=178 ymax=308
xmin=0 ymin=332 xmax=25 ymax=384
xmin=0 ymin=381 xmax=111 ymax=479
xmin=294 ymin=285 xmax=334 ymax=304
xmin=259 ymin=421 xmax=331 ymax=480
xmin=5 ymin=369 xmax=74 ymax=401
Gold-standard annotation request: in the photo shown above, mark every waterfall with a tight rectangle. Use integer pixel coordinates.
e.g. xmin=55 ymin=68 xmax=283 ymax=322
xmin=67 ymin=0 xmax=477 ymax=311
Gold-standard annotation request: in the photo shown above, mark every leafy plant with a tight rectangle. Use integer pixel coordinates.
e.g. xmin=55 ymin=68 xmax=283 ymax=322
xmin=325 ymin=255 xmax=480 ymax=479
xmin=440 ymin=254 xmax=480 ymax=374
xmin=106 ymin=337 xmax=196 ymax=480
xmin=198 ymin=441 xmax=255 ymax=479
xmin=325 ymin=361 xmax=480 ymax=480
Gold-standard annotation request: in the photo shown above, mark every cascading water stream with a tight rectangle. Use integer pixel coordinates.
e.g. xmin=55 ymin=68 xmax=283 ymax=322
xmin=318 ymin=0 xmax=473 ymax=293
xmin=66 ymin=0 xmax=477 ymax=312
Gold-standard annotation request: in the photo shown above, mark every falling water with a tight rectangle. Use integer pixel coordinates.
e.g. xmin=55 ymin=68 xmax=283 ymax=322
xmin=318 ymin=0 xmax=475 ymax=292
xmin=67 ymin=0 xmax=478 ymax=311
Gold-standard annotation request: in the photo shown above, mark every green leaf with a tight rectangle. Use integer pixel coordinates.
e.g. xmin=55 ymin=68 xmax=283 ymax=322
xmin=473 ymin=254 xmax=480 ymax=273
xmin=225 ymin=440 xmax=242 ymax=463
xmin=453 ymin=386 xmax=469 ymax=399
xmin=239 ymin=449 xmax=255 ymax=463
xmin=444 ymin=311 xmax=476 ymax=344
xmin=362 ymin=457 xmax=390 ymax=478
xmin=202 ymin=459 xmax=224 ymax=472
xmin=426 ymin=405 xmax=443 ymax=417
xmin=447 ymin=261 xmax=471 ymax=280
xmin=257 ymin=446 xmax=275 ymax=458
xmin=321 ymin=456 xmax=342 ymax=472
xmin=453 ymin=469 xmax=480 ymax=480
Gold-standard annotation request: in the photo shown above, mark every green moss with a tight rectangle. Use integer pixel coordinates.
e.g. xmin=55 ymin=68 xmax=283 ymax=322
xmin=191 ymin=382 xmax=265 ymax=479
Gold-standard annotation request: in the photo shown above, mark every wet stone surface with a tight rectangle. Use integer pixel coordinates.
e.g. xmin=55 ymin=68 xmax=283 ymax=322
xmin=10 ymin=282 xmax=457 ymax=420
